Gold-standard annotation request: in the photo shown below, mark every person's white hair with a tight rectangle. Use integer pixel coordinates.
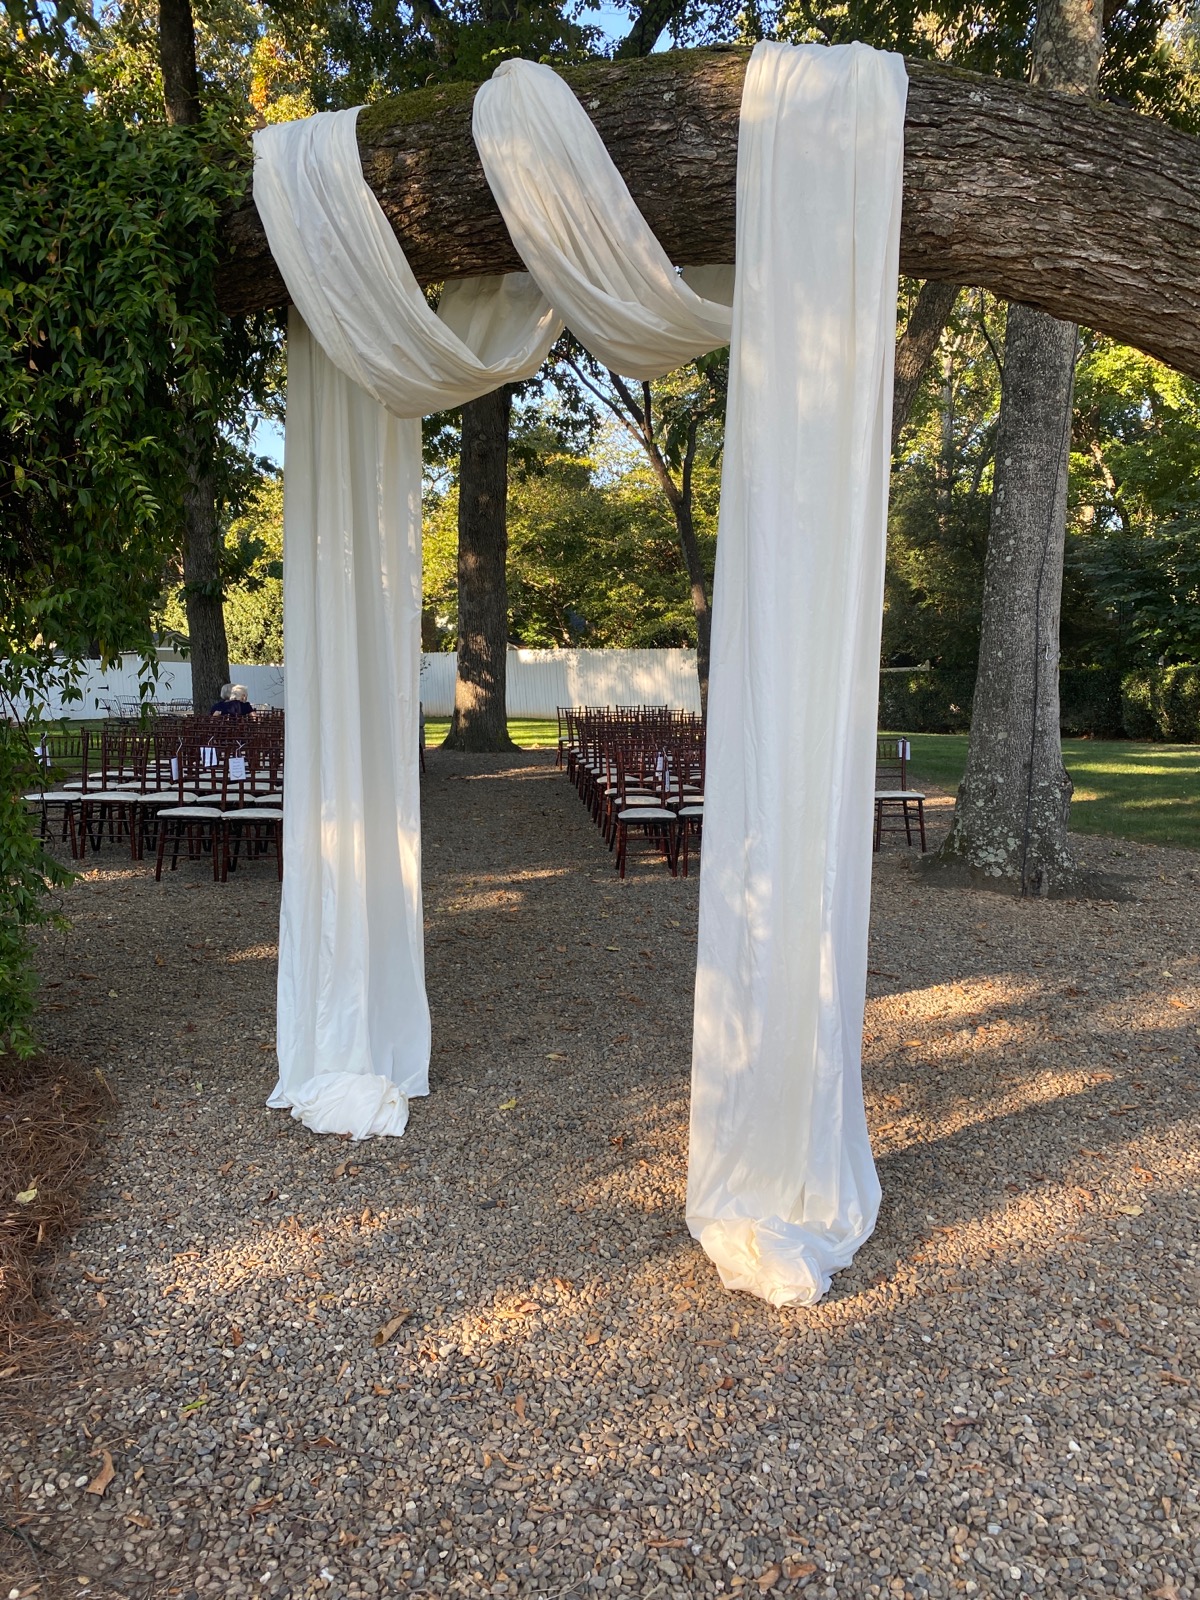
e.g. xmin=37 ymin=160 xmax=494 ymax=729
xmin=219 ymin=683 xmax=232 ymax=700
xmin=230 ymin=685 xmax=250 ymax=702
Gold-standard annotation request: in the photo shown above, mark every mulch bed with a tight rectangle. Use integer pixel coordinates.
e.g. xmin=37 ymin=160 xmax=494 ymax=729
xmin=0 ymin=1055 xmax=111 ymax=1382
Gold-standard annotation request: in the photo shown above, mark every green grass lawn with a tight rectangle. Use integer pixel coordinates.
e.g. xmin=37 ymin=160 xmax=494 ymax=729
xmin=424 ymin=717 xmax=560 ymax=750
xmin=891 ymin=732 xmax=1200 ymax=852
xmin=424 ymin=719 xmax=1197 ymax=850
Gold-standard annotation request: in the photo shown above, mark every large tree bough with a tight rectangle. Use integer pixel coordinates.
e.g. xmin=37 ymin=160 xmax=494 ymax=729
xmin=217 ymin=49 xmax=1200 ymax=378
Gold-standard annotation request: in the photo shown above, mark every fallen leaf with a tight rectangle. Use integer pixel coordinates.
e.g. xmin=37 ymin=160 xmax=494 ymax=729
xmin=553 ymin=1277 xmax=573 ymax=1293
xmin=513 ymin=1394 xmax=527 ymax=1422
xmin=14 ymin=1187 xmax=37 ymax=1206
xmin=125 ymin=1512 xmax=152 ymax=1529
xmin=646 ymin=1537 xmax=688 ymax=1549
xmin=498 ymin=1097 xmax=518 ymax=1111
xmin=583 ymin=1326 xmax=602 ymax=1346
xmin=219 ymin=1160 xmax=234 ymax=1176
xmin=373 ymin=1310 xmax=411 ymax=1347
xmin=783 ymin=1559 xmax=818 ymax=1579
xmin=230 ymin=1325 xmax=243 ymax=1348
xmin=248 ymin=1496 xmax=280 ymax=1518
xmin=181 ymin=1397 xmax=209 ymax=1414
xmin=757 ymin=1564 xmax=782 ymax=1591
xmin=545 ymin=1052 xmax=567 ymax=1061
xmin=1159 ymin=1371 xmax=1189 ymax=1386
xmin=379 ymin=1533 xmax=407 ymax=1549
xmin=96 ymin=1291 xmax=108 ymax=1309
xmin=338 ymin=1530 xmax=359 ymax=1547
xmin=86 ymin=1450 xmax=115 ymax=1496
xmin=1133 ymin=1166 xmax=1157 ymax=1181
xmin=719 ymin=1375 xmax=735 ymax=1390
xmin=1117 ymin=1205 xmax=1144 ymax=1217
xmin=154 ymin=954 xmax=165 ymax=967
xmin=307 ymin=1434 xmax=337 ymax=1450
xmin=1149 ymin=1584 xmax=1184 ymax=1600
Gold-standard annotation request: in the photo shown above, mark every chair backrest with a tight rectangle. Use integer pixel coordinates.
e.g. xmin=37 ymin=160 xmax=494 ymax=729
xmin=875 ymin=736 xmax=910 ymax=790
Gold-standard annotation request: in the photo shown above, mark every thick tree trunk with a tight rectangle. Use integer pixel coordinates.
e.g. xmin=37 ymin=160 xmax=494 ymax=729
xmin=443 ymin=387 xmax=517 ymax=752
xmin=935 ymin=307 xmax=1078 ymax=891
xmin=181 ymin=426 xmax=231 ymax=714
xmin=158 ymin=0 xmax=231 ymax=715
xmin=933 ymin=0 xmax=1100 ymax=894
xmin=216 ymin=52 xmax=1200 ymax=383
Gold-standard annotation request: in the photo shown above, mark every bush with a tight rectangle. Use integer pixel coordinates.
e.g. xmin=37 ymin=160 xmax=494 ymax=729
xmin=879 ymin=664 xmax=1199 ymax=740
xmin=1118 ymin=666 xmax=1200 ymax=741
xmin=1059 ymin=668 xmax=1125 ymax=737
xmin=878 ymin=670 xmax=975 ymax=734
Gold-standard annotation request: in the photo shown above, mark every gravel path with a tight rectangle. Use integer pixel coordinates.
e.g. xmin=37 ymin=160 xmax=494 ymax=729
xmin=3 ymin=751 xmax=1197 ymax=1600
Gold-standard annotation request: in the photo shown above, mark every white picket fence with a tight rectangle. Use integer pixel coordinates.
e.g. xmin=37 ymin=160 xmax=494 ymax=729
xmin=17 ymin=648 xmax=701 ymax=721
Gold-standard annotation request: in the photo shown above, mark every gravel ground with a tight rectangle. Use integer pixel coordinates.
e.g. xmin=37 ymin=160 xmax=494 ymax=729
xmin=2 ymin=750 xmax=1197 ymax=1600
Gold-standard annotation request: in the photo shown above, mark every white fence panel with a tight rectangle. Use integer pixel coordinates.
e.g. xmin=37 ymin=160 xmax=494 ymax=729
xmin=417 ymin=648 xmax=702 ymax=719
xmin=16 ymin=649 xmax=699 ymax=722
xmin=14 ymin=656 xmax=286 ymax=719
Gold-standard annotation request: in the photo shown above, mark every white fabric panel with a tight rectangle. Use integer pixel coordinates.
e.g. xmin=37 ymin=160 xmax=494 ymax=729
xmin=268 ymin=313 xmax=430 ymax=1138
xmin=473 ymin=60 xmax=732 ymax=378
xmin=252 ymin=108 xmax=561 ymax=413
xmin=686 ymin=42 xmax=907 ymax=1305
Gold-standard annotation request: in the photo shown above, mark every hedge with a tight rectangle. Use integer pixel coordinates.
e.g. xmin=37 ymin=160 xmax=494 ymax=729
xmin=880 ymin=665 xmax=1200 ymax=741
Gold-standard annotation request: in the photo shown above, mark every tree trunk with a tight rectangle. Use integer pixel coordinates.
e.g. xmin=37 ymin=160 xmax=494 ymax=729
xmin=933 ymin=0 xmax=1101 ymax=895
xmin=158 ymin=0 xmax=201 ymax=126
xmin=674 ymin=497 xmax=712 ymax=717
xmin=892 ymin=280 xmax=960 ymax=453
xmin=181 ymin=428 xmax=231 ymax=713
xmin=443 ymin=387 xmax=517 ymax=752
xmin=158 ymin=0 xmax=231 ymax=715
xmin=934 ymin=307 xmax=1078 ymax=892
xmin=215 ymin=52 xmax=1200 ymax=384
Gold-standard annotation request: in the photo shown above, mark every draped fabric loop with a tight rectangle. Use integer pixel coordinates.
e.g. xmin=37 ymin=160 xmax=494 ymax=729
xmin=253 ymin=42 xmax=907 ymax=1304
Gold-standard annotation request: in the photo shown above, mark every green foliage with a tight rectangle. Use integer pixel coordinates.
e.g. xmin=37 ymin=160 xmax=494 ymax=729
xmin=423 ymin=426 xmax=717 ymax=649
xmin=0 ymin=40 xmax=249 ymax=693
xmin=158 ymin=475 xmax=285 ymax=663
xmin=0 ymin=725 xmax=72 ymax=1056
xmin=0 ymin=29 xmax=258 ymax=1049
xmin=1121 ymin=664 xmax=1200 ymax=742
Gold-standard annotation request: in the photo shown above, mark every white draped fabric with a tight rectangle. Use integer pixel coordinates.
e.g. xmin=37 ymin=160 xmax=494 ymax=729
xmin=253 ymin=41 xmax=906 ymax=1302
xmin=686 ymin=44 xmax=907 ymax=1305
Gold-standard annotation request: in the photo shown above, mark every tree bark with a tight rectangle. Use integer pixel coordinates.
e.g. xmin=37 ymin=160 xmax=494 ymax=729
xmin=158 ymin=0 xmax=231 ymax=714
xmin=442 ymin=387 xmax=518 ymax=752
xmin=892 ymin=280 xmax=960 ymax=453
xmin=933 ymin=0 xmax=1101 ymax=894
xmin=181 ymin=436 xmax=231 ymax=713
xmin=158 ymin=0 xmax=201 ymax=126
xmin=934 ymin=308 xmax=1079 ymax=891
xmin=216 ymin=52 xmax=1200 ymax=383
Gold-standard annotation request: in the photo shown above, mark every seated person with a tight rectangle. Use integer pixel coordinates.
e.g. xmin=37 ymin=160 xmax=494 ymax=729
xmin=222 ymin=684 xmax=255 ymax=718
xmin=210 ymin=683 xmax=233 ymax=714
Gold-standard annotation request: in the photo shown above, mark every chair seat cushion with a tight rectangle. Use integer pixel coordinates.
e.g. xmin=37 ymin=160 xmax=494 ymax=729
xmin=25 ymin=790 xmax=78 ymax=803
xmin=618 ymin=807 xmax=675 ymax=822
xmin=224 ymin=808 xmax=283 ymax=821
xmin=138 ymin=790 xmax=199 ymax=803
xmin=676 ymin=805 xmax=705 ymax=818
xmin=158 ymin=806 xmax=224 ymax=820
xmin=875 ymin=789 xmax=925 ymax=801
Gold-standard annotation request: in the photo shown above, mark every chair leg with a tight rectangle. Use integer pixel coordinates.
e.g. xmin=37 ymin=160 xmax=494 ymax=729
xmin=155 ymin=824 xmax=168 ymax=882
xmin=903 ymin=802 xmax=913 ymax=846
xmin=873 ymin=800 xmax=882 ymax=852
xmin=917 ymin=800 xmax=927 ymax=851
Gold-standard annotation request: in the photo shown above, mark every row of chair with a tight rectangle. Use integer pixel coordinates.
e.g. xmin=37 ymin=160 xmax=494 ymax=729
xmin=559 ymin=706 xmax=705 ymax=877
xmin=26 ymin=721 xmax=284 ymax=880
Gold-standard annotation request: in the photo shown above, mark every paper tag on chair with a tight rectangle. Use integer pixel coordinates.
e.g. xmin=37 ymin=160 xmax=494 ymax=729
xmin=901 ymin=739 xmax=911 ymax=760
xmin=228 ymin=756 xmax=248 ymax=782
xmin=170 ymin=757 xmax=180 ymax=781
xmin=201 ymin=746 xmax=218 ymax=768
